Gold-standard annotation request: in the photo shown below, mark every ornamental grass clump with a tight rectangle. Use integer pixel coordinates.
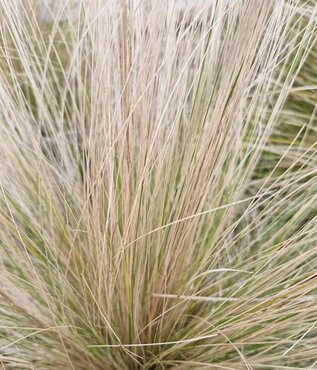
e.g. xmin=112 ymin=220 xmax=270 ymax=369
xmin=0 ymin=0 xmax=317 ymax=369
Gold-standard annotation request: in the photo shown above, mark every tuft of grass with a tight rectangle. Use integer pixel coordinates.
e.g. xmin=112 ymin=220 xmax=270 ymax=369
xmin=0 ymin=0 xmax=317 ymax=369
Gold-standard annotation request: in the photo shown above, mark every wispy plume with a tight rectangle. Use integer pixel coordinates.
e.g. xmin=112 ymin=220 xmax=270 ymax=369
xmin=0 ymin=0 xmax=317 ymax=369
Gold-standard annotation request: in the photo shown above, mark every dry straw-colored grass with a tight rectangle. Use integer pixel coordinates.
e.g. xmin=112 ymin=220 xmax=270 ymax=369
xmin=0 ymin=0 xmax=317 ymax=369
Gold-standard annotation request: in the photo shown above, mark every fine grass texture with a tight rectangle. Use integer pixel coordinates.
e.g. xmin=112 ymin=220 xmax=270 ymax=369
xmin=0 ymin=0 xmax=317 ymax=369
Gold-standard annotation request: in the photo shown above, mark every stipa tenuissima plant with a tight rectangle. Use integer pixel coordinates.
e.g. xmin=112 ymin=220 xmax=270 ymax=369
xmin=0 ymin=0 xmax=317 ymax=369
